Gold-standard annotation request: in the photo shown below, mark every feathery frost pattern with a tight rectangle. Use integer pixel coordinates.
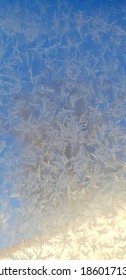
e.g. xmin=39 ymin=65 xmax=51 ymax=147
xmin=0 ymin=0 xmax=126 ymax=259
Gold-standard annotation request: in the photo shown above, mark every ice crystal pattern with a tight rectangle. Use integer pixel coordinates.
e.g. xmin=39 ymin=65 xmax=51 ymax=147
xmin=0 ymin=0 xmax=126 ymax=259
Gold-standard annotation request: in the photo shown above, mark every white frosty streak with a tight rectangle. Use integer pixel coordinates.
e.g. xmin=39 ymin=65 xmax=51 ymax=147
xmin=0 ymin=188 xmax=126 ymax=260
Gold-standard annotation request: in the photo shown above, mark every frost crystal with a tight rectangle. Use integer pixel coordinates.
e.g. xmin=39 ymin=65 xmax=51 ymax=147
xmin=0 ymin=0 xmax=126 ymax=259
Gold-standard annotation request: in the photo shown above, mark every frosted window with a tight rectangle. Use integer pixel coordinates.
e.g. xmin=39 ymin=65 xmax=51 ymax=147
xmin=0 ymin=0 xmax=126 ymax=259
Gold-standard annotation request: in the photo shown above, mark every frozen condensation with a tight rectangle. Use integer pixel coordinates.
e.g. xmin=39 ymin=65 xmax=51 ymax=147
xmin=0 ymin=0 xmax=126 ymax=259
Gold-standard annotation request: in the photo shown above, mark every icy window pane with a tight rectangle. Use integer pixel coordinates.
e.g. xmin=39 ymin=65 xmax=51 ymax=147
xmin=0 ymin=0 xmax=126 ymax=259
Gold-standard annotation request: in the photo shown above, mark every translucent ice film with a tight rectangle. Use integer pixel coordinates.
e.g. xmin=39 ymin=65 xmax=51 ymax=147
xmin=0 ymin=0 xmax=126 ymax=259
